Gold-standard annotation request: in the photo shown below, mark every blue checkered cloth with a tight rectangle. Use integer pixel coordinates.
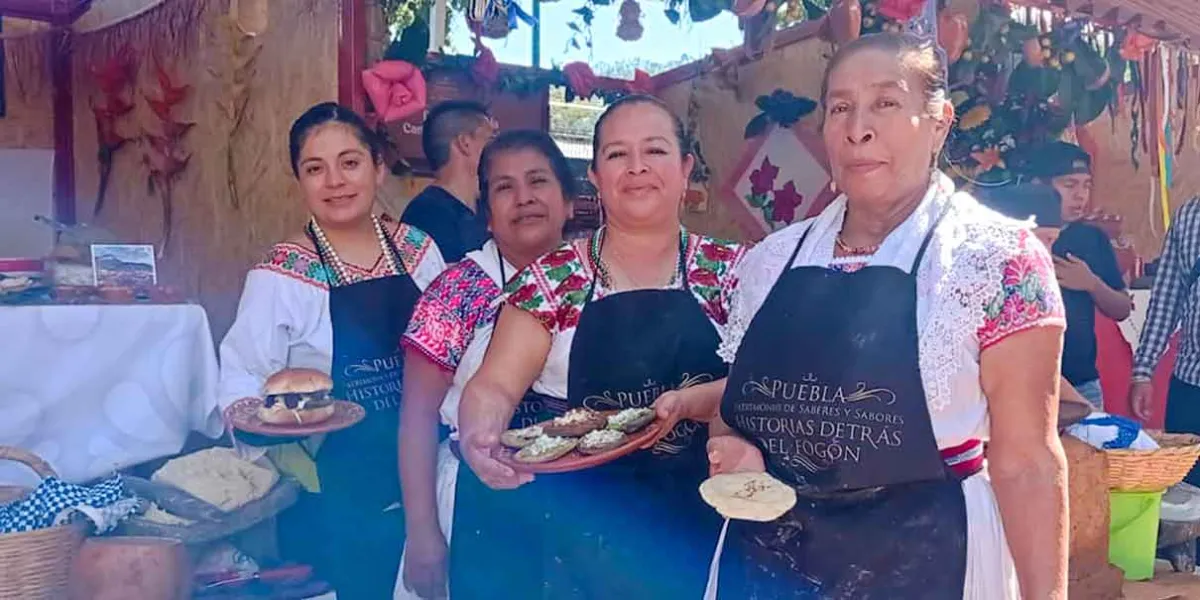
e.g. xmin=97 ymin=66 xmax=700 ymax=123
xmin=0 ymin=475 xmax=136 ymax=534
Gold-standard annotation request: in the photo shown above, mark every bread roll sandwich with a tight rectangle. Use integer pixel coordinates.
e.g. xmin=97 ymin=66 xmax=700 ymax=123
xmin=258 ymin=368 xmax=336 ymax=426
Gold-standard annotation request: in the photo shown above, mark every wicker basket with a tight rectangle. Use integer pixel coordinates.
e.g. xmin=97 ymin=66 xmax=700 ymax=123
xmin=1106 ymin=432 xmax=1200 ymax=492
xmin=0 ymin=446 xmax=86 ymax=600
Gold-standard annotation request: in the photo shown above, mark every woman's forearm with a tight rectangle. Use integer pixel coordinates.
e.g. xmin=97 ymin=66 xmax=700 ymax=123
xmin=991 ymin=446 xmax=1069 ymax=599
xmin=680 ymin=378 xmax=728 ymax=423
xmin=1091 ymin=281 xmax=1132 ymax=321
xmin=399 ymin=353 xmax=453 ymax=540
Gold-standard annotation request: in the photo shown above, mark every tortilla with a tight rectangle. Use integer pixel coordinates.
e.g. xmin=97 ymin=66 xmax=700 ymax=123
xmin=578 ymin=429 xmax=628 ymax=455
xmin=607 ymin=407 xmax=655 ymax=434
xmin=541 ymin=408 xmax=607 ymax=437
xmin=699 ymin=472 xmax=797 ymax=522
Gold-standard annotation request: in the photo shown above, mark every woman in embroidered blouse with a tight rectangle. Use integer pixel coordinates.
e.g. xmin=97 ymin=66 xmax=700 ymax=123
xmin=396 ymin=130 xmax=576 ymax=600
xmin=217 ymin=102 xmax=446 ymax=599
xmin=706 ymin=34 xmax=1068 ymax=599
xmin=457 ymin=95 xmax=746 ymax=598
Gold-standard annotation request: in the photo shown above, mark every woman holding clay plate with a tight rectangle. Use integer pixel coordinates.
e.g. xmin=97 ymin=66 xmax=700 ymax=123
xmin=397 ymin=130 xmax=575 ymax=599
xmin=706 ymin=34 xmax=1068 ymax=599
xmin=218 ymin=102 xmax=446 ymax=599
xmin=457 ymin=94 xmax=747 ymax=598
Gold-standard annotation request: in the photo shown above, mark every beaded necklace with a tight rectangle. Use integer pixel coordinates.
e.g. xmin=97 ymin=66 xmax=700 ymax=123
xmin=589 ymin=226 xmax=688 ymax=290
xmin=307 ymin=215 xmax=398 ymax=287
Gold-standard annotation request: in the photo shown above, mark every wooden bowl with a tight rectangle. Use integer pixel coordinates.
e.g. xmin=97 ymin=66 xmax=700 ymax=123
xmin=68 ymin=536 xmax=191 ymax=600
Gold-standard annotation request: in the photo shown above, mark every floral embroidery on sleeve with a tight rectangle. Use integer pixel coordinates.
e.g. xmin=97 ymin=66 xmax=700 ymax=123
xmin=688 ymin=235 xmax=747 ymax=326
xmin=403 ymin=260 xmax=501 ymax=371
xmin=505 ymin=243 xmax=592 ymax=333
xmin=977 ymin=230 xmax=1066 ymax=349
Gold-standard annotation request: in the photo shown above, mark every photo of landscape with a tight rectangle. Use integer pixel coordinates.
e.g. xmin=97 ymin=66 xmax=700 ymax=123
xmin=91 ymin=244 xmax=157 ymax=287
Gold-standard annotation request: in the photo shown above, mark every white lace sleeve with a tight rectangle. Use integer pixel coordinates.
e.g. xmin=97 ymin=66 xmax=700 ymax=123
xmin=717 ymin=223 xmax=811 ymax=364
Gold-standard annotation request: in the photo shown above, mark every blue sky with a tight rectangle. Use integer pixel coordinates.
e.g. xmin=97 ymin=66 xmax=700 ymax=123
xmin=446 ymin=0 xmax=745 ymax=75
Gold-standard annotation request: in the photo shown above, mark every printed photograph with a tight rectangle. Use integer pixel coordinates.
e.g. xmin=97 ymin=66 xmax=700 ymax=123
xmin=91 ymin=244 xmax=157 ymax=287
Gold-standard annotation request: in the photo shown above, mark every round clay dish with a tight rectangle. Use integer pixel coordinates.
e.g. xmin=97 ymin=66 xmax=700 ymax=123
xmin=225 ymin=397 xmax=365 ymax=437
xmin=496 ymin=410 xmax=663 ymax=474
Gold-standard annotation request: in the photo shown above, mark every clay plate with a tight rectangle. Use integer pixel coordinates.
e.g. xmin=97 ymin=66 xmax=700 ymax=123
xmin=495 ymin=410 xmax=663 ymax=474
xmin=225 ymin=397 xmax=366 ymax=437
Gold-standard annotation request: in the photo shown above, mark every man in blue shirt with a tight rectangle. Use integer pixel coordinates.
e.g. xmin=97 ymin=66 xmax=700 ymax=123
xmin=401 ymin=100 xmax=496 ymax=262
xmin=1020 ymin=141 xmax=1132 ymax=409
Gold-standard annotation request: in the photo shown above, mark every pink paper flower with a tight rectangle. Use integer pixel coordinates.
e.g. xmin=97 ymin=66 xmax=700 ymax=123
xmin=362 ymin=60 xmax=428 ymax=123
xmin=877 ymin=0 xmax=926 ymax=22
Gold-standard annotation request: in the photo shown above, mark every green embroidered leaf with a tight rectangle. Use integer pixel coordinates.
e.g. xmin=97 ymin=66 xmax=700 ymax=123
xmin=545 ymin=264 xmax=574 ymax=281
xmin=562 ymin=289 xmax=588 ymax=308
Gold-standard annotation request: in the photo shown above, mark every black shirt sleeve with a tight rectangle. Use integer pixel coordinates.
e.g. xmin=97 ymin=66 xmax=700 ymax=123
xmin=1083 ymin=227 xmax=1126 ymax=292
xmin=401 ymin=196 xmax=466 ymax=262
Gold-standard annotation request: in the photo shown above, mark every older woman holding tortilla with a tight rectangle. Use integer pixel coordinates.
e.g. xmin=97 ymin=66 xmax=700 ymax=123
xmin=457 ymin=94 xmax=746 ymax=598
xmin=706 ymin=33 xmax=1069 ymax=599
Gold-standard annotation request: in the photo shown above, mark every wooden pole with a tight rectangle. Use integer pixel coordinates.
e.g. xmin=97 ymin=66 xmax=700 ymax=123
xmin=532 ymin=0 xmax=541 ymax=68
xmin=50 ymin=25 xmax=75 ymax=225
xmin=338 ymin=0 xmax=368 ymax=113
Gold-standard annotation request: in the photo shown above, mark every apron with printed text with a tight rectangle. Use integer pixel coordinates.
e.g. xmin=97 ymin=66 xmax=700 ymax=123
xmin=309 ymin=223 xmax=421 ymax=600
xmin=716 ymin=212 xmax=970 ymax=599
xmin=447 ymin=246 xmax=563 ymax=599
xmin=541 ymin=229 xmax=726 ymax=599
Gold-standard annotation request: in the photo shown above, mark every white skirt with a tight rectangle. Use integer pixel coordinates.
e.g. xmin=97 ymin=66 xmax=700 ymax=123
xmin=393 ymin=441 xmax=460 ymax=600
xmin=704 ymin=469 xmax=1020 ymax=600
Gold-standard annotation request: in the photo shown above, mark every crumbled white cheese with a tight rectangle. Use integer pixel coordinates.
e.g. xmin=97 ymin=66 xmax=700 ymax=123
xmin=526 ymin=435 xmax=570 ymax=455
xmin=582 ymin=429 xmax=625 ymax=446
xmin=513 ymin=425 xmax=543 ymax=438
xmin=557 ymin=408 xmax=597 ymax=425
xmin=608 ymin=408 xmax=651 ymax=428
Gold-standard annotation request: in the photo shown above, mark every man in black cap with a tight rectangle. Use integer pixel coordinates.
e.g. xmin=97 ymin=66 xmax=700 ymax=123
xmin=401 ymin=100 xmax=496 ymax=263
xmin=976 ymin=182 xmax=1064 ymax=249
xmin=1021 ymin=141 xmax=1132 ymax=409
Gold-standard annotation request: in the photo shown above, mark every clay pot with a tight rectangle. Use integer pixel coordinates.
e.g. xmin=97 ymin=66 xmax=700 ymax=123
xmin=827 ymin=0 xmax=862 ymax=45
xmin=69 ymin=537 xmax=191 ymax=600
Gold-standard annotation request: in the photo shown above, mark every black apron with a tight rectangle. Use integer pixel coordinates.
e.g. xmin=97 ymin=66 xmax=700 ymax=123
xmin=541 ymin=230 xmax=726 ymax=599
xmin=717 ymin=212 xmax=971 ymax=599
xmin=450 ymin=247 xmax=561 ymax=600
xmin=308 ymin=222 xmax=421 ymax=600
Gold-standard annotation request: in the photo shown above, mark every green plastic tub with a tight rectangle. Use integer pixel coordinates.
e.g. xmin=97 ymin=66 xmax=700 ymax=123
xmin=1109 ymin=489 xmax=1165 ymax=581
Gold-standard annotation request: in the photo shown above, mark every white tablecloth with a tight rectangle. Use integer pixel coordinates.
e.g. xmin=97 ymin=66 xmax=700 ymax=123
xmin=0 ymin=304 xmax=223 ymax=486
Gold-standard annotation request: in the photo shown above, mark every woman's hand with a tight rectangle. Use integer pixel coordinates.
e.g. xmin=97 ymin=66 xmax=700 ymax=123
xmin=708 ymin=434 xmax=766 ymax=476
xmin=402 ymin=526 xmax=448 ymax=599
xmin=643 ymin=379 xmax=728 ymax=449
xmin=460 ymin=422 xmax=533 ymax=490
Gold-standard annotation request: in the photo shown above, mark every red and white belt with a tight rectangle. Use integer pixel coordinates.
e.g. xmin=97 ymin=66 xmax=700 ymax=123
xmin=941 ymin=439 xmax=985 ymax=479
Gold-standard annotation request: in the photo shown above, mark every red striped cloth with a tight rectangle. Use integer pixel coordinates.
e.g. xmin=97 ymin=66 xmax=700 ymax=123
xmin=941 ymin=439 xmax=985 ymax=479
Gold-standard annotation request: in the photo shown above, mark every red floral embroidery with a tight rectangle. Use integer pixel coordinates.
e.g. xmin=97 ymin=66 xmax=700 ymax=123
xmin=508 ymin=282 xmax=541 ymax=306
xmin=979 ymin=231 xmax=1064 ymax=349
xmin=689 ymin=268 xmax=721 ymax=289
xmin=700 ymin=242 xmax=737 ymax=263
xmin=543 ymin=248 xmax=576 ymax=268
xmin=559 ymin=272 xmax=590 ymax=294
xmin=559 ymin=304 xmax=583 ymax=330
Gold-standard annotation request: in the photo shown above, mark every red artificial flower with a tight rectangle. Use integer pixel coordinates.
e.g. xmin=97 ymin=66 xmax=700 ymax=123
xmin=877 ymin=0 xmax=925 ymax=23
xmin=771 ymin=181 xmax=805 ymax=223
xmin=563 ymin=62 xmax=598 ymax=100
xmin=749 ymin=157 xmax=779 ymax=196
xmin=471 ymin=35 xmax=500 ymax=89
xmin=700 ymin=242 xmax=736 ymax=263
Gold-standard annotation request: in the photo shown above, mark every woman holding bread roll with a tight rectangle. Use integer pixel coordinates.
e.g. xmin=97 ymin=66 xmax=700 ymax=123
xmin=397 ymin=130 xmax=574 ymax=599
xmin=217 ymin=102 xmax=446 ymax=599
xmin=457 ymin=95 xmax=746 ymax=598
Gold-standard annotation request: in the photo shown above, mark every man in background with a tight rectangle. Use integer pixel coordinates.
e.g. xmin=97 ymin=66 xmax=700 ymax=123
xmin=401 ymin=100 xmax=496 ymax=263
xmin=1022 ymin=141 xmax=1132 ymax=409
xmin=1131 ymin=198 xmax=1200 ymax=484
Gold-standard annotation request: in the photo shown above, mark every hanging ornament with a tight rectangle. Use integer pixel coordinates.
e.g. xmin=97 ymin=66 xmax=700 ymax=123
xmin=616 ymin=0 xmax=643 ymax=42
xmin=826 ymin=0 xmax=861 ymax=45
xmin=936 ymin=9 xmax=968 ymax=62
xmin=732 ymin=0 xmax=767 ymax=17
